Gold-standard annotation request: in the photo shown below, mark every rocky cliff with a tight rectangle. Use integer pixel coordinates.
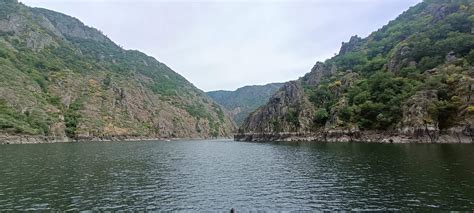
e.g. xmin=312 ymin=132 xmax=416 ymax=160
xmin=237 ymin=0 xmax=474 ymax=143
xmin=0 ymin=1 xmax=236 ymax=143
xmin=207 ymin=83 xmax=283 ymax=126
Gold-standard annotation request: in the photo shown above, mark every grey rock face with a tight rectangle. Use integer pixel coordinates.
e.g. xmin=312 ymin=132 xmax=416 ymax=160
xmin=32 ymin=8 xmax=111 ymax=43
xmin=388 ymin=44 xmax=410 ymax=73
xmin=0 ymin=13 xmax=26 ymax=33
xmin=36 ymin=14 xmax=63 ymax=37
xmin=207 ymin=83 xmax=284 ymax=126
xmin=235 ymin=1 xmax=474 ymax=144
xmin=26 ymin=31 xmax=53 ymax=51
xmin=446 ymin=51 xmax=457 ymax=63
xmin=339 ymin=35 xmax=363 ymax=55
xmin=426 ymin=4 xmax=450 ymax=21
xmin=240 ymin=81 xmax=315 ymax=133
xmin=302 ymin=62 xmax=330 ymax=85
xmin=0 ymin=1 xmax=237 ymax=141
xmin=399 ymin=90 xmax=439 ymax=142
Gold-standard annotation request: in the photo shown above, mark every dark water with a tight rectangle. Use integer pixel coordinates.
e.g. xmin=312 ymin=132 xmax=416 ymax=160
xmin=0 ymin=140 xmax=473 ymax=211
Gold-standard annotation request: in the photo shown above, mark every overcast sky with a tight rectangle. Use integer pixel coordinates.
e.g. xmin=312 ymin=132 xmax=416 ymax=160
xmin=21 ymin=0 xmax=421 ymax=91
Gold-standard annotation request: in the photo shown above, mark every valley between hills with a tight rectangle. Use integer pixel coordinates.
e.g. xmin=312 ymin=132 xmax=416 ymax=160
xmin=1 ymin=0 xmax=473 ymax=144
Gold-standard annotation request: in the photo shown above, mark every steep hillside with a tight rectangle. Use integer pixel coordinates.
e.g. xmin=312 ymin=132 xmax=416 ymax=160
xmin=207 ymin=83 xmax=283 ymax=126
xmin=237 ymin=0 xmax=474 ymax=143
xmin=0 ymin=0 xmax=235 ymax=143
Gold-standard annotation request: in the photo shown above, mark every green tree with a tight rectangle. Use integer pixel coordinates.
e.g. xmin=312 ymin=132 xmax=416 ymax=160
xmin=314 ymin=108 xmax=329 ymax=126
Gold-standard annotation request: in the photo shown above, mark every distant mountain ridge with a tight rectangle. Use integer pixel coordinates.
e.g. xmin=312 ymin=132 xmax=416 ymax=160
xmin=207 ymin=83 xmax=283 ymax=126
xmin=0 ymin=0 xmax=235 ymax=143
xmin=236 ymin=0 xmax=474 ymax=143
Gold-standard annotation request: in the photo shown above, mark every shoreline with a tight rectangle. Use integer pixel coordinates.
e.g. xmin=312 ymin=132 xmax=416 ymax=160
xmin=0 ymin=134 xmax=233 ymax=145
xmin=234 ymin=130 xmax=473 ymax=144
xmin=2 ymin=131 xmax=472 ymax=144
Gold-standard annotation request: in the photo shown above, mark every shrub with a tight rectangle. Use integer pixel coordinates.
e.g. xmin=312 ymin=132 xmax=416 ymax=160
xmin=286 ymin=107 xmax=300 ymax=128
xmin=314 ymin=108 xmax=329 ymax=126
xmin=64 ymin=100 xmax=82 ymax=137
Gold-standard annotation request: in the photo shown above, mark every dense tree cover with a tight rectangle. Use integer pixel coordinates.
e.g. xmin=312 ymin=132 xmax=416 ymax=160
xmin=345 ymin=72 xmax=420 ymax=130
xmin=303 ymin=0 xmax=474 ymax=131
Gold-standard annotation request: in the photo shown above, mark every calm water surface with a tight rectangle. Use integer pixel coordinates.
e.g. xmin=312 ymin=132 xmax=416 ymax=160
xmin=0 ymin=139 xmax=473 ymax=211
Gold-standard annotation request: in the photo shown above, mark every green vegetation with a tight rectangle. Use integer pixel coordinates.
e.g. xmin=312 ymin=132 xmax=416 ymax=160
xmin=0 ymin=100 xmax=50 ymax=135
xmin=0 ymin=1 xmax=234 ymax=138
xmin=314 ymin=108 xmax=329 ymax=126
xmin=212 ymin=103 xmax=225 ymax=122
xmin=0 ymin=0 xmax=19 ymax=19
xmin=185 ymin=103 xmax=209 ymax=120
xmin=64 ymin=99 xmax=82 ymax=138
xmin=301 ymin=0 xmax=474 ymax=131
xmin=344 ymin=72 xmax=419 ymax=130
xmin=207 ymin=83 xmax=284 ymax=125
xmin=152 ymin=79 xmax=181 ymax=97
xmin=286 ymin=107 xmax=300 ymax=129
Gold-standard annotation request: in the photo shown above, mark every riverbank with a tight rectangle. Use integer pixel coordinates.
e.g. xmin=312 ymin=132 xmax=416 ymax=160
xmin=234 ymin=129 xmax=473 ymax=143
xmin=0 ymin=134 xmax=232 ymax=144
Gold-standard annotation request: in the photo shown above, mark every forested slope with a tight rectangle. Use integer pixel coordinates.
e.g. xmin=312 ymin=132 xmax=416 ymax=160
xmin=237 ymin=0 xmax=474 ymax=143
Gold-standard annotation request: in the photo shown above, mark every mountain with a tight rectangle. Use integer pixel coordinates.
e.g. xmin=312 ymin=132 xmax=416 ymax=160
xmin=0 ymin=0 xmax=235 ymax=143
xmin=236 ymin=0 xmax=474 ymax=143
xmin=207 ymin=83 xmax=284 ymax=126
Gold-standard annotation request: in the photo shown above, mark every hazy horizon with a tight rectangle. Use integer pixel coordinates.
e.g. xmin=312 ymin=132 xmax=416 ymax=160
xmin=20 ymin=0 xmax=421 ymax=91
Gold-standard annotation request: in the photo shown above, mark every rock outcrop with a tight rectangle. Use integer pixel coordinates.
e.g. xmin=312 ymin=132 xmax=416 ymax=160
xmin=0 ymin=1 xmax=236 ymax=143
xmin=236 ymin=0 xmax=474 ymax=144
xmin=207 ymin=83 xmax=284 ymax=126
xmin=240 ymin=81 xmax=315 ymax=133
xmin=302 ymin=62 xmax=331 ymax=85
xmin=339 ymin=35 xmax=363 ymax=55
xmin=399 ymin=90 xmax=439 ymax=142
xmin=388 ymin=44 xmax=411 ymax=73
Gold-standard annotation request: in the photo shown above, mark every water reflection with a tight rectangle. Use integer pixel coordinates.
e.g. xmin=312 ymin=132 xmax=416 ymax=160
xmin=0 ymin=140 xmax=473 ymax=211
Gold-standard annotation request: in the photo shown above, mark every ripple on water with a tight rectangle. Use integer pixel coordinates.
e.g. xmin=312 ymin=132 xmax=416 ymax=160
xmin=0 ymin=140 xmax=473 ymax=211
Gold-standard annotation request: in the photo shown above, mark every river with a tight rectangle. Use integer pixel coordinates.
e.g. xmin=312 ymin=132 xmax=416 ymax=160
xmin=0 ymin=139 xmax=473 ymax=211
